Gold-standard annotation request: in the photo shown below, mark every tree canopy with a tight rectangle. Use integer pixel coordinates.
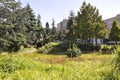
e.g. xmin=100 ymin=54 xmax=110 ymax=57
xmin=74 ymin=1 xmax=106 ymax=45
xmin=109 ymin=19 xmax=120 ymax=44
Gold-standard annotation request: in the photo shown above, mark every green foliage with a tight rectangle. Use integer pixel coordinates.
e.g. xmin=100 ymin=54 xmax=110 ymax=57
xmin=113 ymin=47 xmax=120 ymax=72
xmin=0 ymin=56 xmax=21 ymax=73
xmin=38 ymin=42 xmax=65 ymax=54
xmin=74 ymin=1 xmax=106 ymax=45
xmin=45 ymin=22 xmax=51 ymax=37
xmin=0 ymin=52 xmax=115 ymax=80
xmin=60 ymin=40 xmax=73 ymax=50
xmin=0 ymin=56 xmax=43 ymax=79
xmin=109 ymin=20 xmax=120 ymax=44
xmin=101 ymin=46 xmax=120 ymax=79
xmin=67 ymin=44 xmax=81 ymax=58
xmin=0 ymin=1 xmax=44 ymax=52
xmin=77 ymin=44 xmax=101 ymax=52
xmin=38 ymin=40 xmax=74 ymax=54
xmin=66 ymin=10 xmax=75 ymax=40
xmin=101 ymin=45 xmax=117 ymax=54
xmin=0 ymin=0 xmax=28 ymax=52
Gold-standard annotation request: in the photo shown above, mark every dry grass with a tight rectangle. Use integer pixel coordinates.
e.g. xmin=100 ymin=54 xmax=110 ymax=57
xmin=12 ymin=52 xmax=115 ymax=64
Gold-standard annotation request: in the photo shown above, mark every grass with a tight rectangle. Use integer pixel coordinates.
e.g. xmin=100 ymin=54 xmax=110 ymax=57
xmin=0 ymin=52 xmax=116 ymax=80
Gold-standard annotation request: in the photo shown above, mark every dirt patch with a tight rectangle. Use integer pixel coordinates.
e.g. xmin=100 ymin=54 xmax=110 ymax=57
xmin=67 ymin=57 xmax=85 ymax=62
xmin=43 ymin=57 xmax=66 ymax=64
xmin=34 ymin=56 xmax=85 ymax=64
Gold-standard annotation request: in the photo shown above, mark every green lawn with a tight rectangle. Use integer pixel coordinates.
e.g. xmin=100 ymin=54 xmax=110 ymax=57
xmin=0 ymin=52 xmax=116 ymax=80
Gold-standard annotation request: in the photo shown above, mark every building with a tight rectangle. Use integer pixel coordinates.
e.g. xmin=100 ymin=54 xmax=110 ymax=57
xmin=57 ymin=19 xmax=69 ymax=34
xmin=104 ymin=14 xmax=120 ymax=38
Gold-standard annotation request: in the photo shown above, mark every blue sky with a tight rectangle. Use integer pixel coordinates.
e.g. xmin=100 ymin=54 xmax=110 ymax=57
xmin=20 ymin=0 xmax=120 ymax=27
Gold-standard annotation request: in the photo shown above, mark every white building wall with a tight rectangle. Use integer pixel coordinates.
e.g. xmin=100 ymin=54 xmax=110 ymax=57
xmin=57 ymin=19 xmax=68 ymax=33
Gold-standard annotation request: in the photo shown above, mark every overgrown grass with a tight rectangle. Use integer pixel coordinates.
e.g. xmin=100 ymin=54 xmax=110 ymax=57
xmin=0 ymin=52 xmax=116 ymax=80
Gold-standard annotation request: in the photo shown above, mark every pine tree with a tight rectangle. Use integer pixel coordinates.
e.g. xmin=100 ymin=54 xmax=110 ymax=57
xmin=66 ymin=10 xmax=75 ymax=40
xmin=0 ymin=0 xmax=46 ymax=51
xmin=35 ymin=14 xmax=44 ymax=48
xmin=51 ymin=19 xmax=57 ymax=41
xmin=43 ymin=22 xmax=51 ymax=44
xmin=37 ymin=14 xmax=41 ymax=27
xmin=45 ymin=22 xmax=51 ymax=35
xmin=0 ymin=0 xmax=25 ymax=52
xmin=51 ymin=19 xmax=56 ymax=35
xmin=22 ymin=4 xmax=37 ymax=46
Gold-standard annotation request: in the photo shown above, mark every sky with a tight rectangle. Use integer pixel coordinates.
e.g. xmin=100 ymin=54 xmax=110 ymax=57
xmin=20 ymin=0 xmax=120 ymax=27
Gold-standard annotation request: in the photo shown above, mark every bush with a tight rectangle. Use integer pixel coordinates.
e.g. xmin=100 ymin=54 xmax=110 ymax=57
xmin=67 ymin=44 xmax=81 ymax=58
xmin=38 ymin=42 xmax=67 ymax=54
xmin=38 ymin=42 xmax=59 ymax=53
xmin=38 ymin=40 xmax=74 ymax=54
xmin=0 ymin=56 xmax=22 ymax=73
xmin=60 ymin=40 xmax=73 ymax=50
xmin=113 ymin=48 xmax=120 ymax=72
xmin=101 ymin=46 xmax=120 ymax=79
xmin=101 ymin=46 xmax=116 ymax=54
xmin=101 ymin=46 xmax=110 ymax=54
xmin=77 ymin=44 xmax=101 ymax=52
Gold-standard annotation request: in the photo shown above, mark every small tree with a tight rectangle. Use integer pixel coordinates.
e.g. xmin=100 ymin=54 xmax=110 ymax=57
xmin=67 ymin=44 xmax=82 ymax=58
xmin=109 ymin=20 xmax=120 ymax=44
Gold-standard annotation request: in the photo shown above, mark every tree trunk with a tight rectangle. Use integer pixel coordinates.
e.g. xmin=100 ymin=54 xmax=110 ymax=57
xmin=100 ymin=39 xmax=103 ymax=44
xmin=95 ymin=38 xmax=97 ymax=45
xmin=115 ymin=40 xmax=117 ymax=45
xmin=91 ymin=38 xmax=93 ymax=45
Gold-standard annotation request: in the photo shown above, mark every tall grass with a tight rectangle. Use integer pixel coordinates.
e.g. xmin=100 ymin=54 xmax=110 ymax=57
xmin=100 ymin=45 xmax=120 ymax=80
xmin=0 ymin=52 xmax=116 ymax=80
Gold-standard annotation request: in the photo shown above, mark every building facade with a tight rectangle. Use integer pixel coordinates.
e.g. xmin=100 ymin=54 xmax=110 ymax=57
xmin=57 ymin=19 xmax=69 ymax=34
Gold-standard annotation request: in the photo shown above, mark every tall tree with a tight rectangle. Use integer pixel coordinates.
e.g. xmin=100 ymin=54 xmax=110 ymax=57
xmin=45 ymin=22 xmax=51 ymax=35
xmin=109 ymin=20 xmax=120 ymax=44
xmin=50 ymin=19 xmax=57 ymax=41
xmin=93 ymin=10 xmax=106 ymax=44
xmin=75 ymin=1 xmax=106 ymax=45
xmin=0 ymin=0 xmax=45 ymax=51
xmin=22 ymin=4 xmax=37 ymax=46
xmin=0 ymin=0 xmax=25 ymax=52
xmin=42 ymin=22 xmax=51 ymax=44
xmin=37 ymin=14 xmax=41 ymax=27
xmin=66 ymin=10 xmax=75 ymax=40
xmin=51 ymin=19 xmax=56 ymax=34
xmin=35 ymin=14 xmax=44 ymax=48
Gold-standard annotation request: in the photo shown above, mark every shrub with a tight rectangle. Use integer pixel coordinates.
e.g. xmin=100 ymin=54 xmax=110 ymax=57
xmin=101 ymin=46 xmax=120 ymax=79
xmin=67 ymin=44 xmax=81 ymax=58
xmin=38 ymin=42 xmax=59 ymax=53
xmin=0 ymin=56 xmax=41 ymax=74
xmin=101 ymin=46 xmax=117 ymax=54
xmin=38 ymin=42 xmax=67 ymax=54
xmin=38 ymin=40 xmax=74 ymax=54
xmin=77 ymin=44 xmax=101 ymax=52
xmin=60 ymin=40 xmax=73 ymax=50
xmin=113 ymin=48 xmax=120 ymax=72
xmin=101 ymin=46 xmax=110 ymax=54
xmin=95 ymin=45 xmax=101 ymax=51
xmin=0 ymin=56 xmax=22 ymax=73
